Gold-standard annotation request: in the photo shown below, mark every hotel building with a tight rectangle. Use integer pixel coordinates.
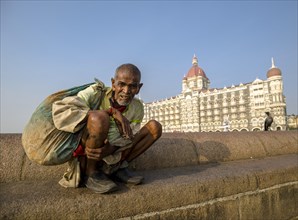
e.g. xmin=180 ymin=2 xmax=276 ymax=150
xmin=141 ymin=55 xmax=287 ymax=132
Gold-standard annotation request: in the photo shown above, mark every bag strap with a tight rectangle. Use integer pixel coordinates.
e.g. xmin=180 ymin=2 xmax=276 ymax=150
xmin=92 ymin=78 xmax=107 ymax=110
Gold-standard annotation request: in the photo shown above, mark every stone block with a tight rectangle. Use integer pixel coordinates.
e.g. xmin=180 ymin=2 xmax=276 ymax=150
xmin=239 ymin=184 xmax=298 ymax=220
xmin=0 ymin=134 xmax=24 ymax=182
xmin=131 ymin=136 xmax=198 ymax=170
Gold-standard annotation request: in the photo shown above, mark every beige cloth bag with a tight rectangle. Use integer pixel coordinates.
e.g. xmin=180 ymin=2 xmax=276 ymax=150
xmin=58 ymin=158 xmax=81 ymax=188
xmin=52 ymin=96 xmax=90 ymax=133
xmin=55 ymin=80 xmax=106 ymax=188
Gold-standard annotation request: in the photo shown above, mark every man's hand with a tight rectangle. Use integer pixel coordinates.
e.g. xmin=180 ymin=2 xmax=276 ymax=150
xmin=85 ymin=141 xmax=117 ymax=161
xmin=112 ymin=108 xmax=133 ymax=139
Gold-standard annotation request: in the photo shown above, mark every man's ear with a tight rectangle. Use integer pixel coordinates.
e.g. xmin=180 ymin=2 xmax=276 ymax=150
xmin=136 ymin=83 xmax=143 ymax=94
xmin=111 ymin=78 xmax=115 ymax=90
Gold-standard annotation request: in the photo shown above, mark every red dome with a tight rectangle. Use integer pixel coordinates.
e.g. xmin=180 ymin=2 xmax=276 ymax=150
xmin=267 ymin=58 xmax=282 ymax=78
xmin=186 ymin=65 xmax=208 ymax=79
xmin=184 ymin=54 xmax=208 ymax=80
xmin=267 ymin=67 xmax=282 ymax=78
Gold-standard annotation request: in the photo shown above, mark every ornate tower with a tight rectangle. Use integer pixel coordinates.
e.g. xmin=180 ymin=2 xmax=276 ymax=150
xmin=266 ymin=58 xmax=286 ymax=129
xmin=182 ymin=54 xmax=210 ymax=93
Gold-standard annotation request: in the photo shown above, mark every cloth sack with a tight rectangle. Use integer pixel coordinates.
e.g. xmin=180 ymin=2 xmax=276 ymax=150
xmin=58 ymin=157 xmax=81 ymax=188
xmin=22 ymin=79 xmax=106 ymax=165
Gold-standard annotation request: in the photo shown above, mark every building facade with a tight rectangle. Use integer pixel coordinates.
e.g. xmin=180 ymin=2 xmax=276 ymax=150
xmin=287 ymin=115 xmax=298 ymax=130
xmin=141 ymin=55 xmax=287 ymax=132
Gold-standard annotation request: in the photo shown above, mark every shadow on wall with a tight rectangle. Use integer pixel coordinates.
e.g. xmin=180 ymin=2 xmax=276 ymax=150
xmin=196 ymin=140 xmax=231 ymax=164
xmin=130 ymin=137 xmax=231 ymax=171
xmin=130 ymin=137 xmax=231 ymax=184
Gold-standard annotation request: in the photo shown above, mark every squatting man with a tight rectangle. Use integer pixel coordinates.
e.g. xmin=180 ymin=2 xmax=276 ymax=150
xmin=22 ymin=64 xmax=162 ymax=193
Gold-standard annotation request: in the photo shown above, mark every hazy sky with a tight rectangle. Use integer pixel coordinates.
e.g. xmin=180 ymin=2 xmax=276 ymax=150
xmin=1 ymin=0 xmax=297 ymax=133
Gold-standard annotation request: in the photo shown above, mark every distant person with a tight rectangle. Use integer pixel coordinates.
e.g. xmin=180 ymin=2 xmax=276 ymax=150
xmin=22 ymin=63 xmax=162 ymax=194
xmin=264 ymin=112 xmax=273 ymax=131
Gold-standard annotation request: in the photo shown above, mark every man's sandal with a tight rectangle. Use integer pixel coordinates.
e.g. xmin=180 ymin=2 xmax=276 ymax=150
xmin=85 ymin=172 xmax=118 ymax=193
xmin=112 ymin=168 xmax=144 ymax=185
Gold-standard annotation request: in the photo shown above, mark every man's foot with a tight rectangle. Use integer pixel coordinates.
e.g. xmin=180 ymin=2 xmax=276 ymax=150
xmin=112 ymin=168 xmax=144 ymax=185
xmin=85 ymin=172 xmax=118 ymax=193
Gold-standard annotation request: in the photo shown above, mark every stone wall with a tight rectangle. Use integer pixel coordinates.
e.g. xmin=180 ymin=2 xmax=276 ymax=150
xmin=0 ymin=131 xmax=297 ymax=219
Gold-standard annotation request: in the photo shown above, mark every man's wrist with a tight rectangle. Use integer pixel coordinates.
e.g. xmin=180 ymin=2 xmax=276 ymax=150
xmin=108 ymin=107 xmax=116 ymax=116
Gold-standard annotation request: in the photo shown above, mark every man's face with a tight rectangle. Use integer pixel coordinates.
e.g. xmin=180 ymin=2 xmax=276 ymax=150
xmin=111 ymin=71 xmax=143 ymax=106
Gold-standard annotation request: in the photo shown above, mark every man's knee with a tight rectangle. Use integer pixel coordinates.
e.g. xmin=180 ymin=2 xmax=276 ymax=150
xmin=145 ymin=120 xmax=162 ymax=139
xmin=87 ymin=110 xmax=110 ymax=132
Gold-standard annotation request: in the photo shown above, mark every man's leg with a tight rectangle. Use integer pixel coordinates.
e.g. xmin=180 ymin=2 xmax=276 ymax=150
xmin=122 ymin=120 xmax=162 ymax=162
xmin=80 ymin=110 xmax=118 ymax=193
xmin=113 ymin=120 xmax=162 ymax=184
xmin=81 ymin=111 xmax=109 ymax=175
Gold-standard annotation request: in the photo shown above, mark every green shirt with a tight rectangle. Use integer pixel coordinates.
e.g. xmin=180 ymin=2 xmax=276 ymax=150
xmin=77 ymin=84 xmax=144 ymax=147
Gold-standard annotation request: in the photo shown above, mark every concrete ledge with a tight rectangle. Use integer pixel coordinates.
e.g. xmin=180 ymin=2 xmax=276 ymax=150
xmin=1 ymin=131 xmax=297 ymax=182
xmin=0 ymin=132 xmax=298 ymax=219
xmin=132 ymin=131 xmax=298 ymax=170
xmin=0 ymin=154 xmax=297 ymax=219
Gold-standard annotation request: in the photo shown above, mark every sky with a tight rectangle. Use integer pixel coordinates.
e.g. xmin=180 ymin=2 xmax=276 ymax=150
xmin=1 ymin=0 xmax=297 ymax=133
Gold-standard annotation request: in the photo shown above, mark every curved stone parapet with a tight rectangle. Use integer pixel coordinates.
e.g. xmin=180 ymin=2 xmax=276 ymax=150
xmin=0 ymin=132 xmax=297 ymax=219
xmin=0 ymin=131 xmax=297 ymax=182
xmin=131 ymin=131 xmax=298 ymax=170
